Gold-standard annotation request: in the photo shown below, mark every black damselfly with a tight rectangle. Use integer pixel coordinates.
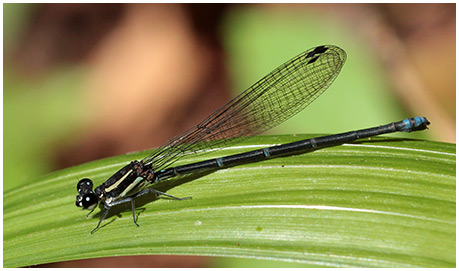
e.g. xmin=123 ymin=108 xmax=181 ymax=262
xmin=75 ymin=45 xmax=430 ymax=233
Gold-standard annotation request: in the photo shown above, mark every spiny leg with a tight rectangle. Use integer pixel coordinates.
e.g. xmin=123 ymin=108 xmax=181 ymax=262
xmin=125 ymin=189 xmax=191 ymax=226
xmin=126 ymin=189 xmax=191 ymax=226
xmin=152 ymin=189 xmax=192 ymax=201
xmin=91 ymin=198 xmax=134 ymax=234
xmin=90 ymin=189 xmax=191 ymax=233
xmin=86 ymin=208 xmax=96 ymax=219
xmin=129 ymin=197 xmax=139 ymax=227
xmin=91 ymin=206 xmax=110 ymax=234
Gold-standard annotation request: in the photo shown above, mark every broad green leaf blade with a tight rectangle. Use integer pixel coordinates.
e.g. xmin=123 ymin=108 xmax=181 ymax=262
xmin=3 ymin=135 xmax=455 ymax=267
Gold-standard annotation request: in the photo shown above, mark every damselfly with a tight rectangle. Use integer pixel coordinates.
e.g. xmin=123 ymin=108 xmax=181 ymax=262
xmin=75 ymin=45 xmax=430 ymax=233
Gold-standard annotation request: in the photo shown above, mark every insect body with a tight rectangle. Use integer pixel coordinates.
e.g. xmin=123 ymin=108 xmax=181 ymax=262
xmin=75 ymin=45 xmax=429 ymax=233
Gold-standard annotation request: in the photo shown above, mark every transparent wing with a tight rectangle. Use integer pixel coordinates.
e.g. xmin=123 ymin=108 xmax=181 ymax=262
xmin=142 ymin=45 xmax=347 ymax=171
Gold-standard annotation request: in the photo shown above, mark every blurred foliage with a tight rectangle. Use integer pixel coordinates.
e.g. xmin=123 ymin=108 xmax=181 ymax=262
xmin=4 ymin=69 xmax=87 ymax=191
xmin=4 ymin=5 xmax=88 ymax=191
xmin=223 ymin=6 xmax=414 ymax=136
xmin=3 ymin=3 xmax=447 ymax=268
xmin=3 ymin=3 xmax=34 ymax=49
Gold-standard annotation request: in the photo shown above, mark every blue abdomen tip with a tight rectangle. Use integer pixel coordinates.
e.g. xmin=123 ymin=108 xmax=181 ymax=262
xmin=401 ymin=117 xmax=429 ymax=132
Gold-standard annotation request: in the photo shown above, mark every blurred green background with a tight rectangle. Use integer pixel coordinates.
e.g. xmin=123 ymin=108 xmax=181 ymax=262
xmin=3 ymin=3 xmax=455 ymax=268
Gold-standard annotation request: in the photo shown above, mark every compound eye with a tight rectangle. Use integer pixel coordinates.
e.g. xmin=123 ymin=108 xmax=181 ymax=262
xmin=76 ymin=192 xmax=99 ymax=210
xmin=77 ymin=178 xmax=93 ymax=193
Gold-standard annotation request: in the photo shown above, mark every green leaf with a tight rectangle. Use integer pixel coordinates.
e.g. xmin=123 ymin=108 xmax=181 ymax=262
xmin=4 ymin=135 xmax=455 ymax=267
